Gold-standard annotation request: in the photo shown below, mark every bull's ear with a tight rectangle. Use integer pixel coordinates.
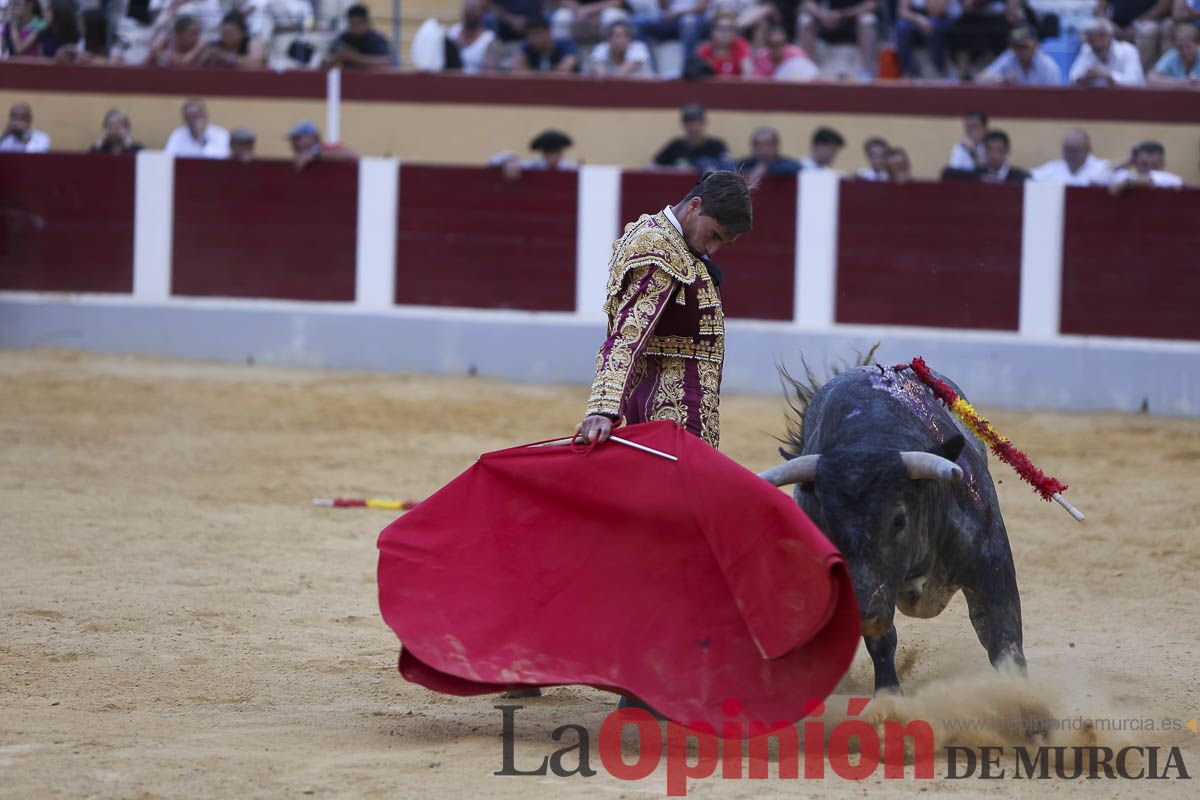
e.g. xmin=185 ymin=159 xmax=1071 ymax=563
xmin=930 ymin=434 xmax=965 ymax=463
xmin=779 ymin=446 xmax=799 ymax=461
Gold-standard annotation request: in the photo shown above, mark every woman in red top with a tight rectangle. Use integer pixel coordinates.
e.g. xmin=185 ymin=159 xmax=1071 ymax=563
xmin=695 ymin=12 xmax=753 ymax=77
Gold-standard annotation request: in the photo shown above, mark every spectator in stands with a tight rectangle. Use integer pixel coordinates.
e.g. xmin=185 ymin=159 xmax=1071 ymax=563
xmin=1148 ymin=21 xmax=1200 ymax=84
xmin=0 ymin=102 xmax=51 ymax=152
xmin=589 ymin=18 xmax=654 ymax=75
xmin=752 ymin=22 xmax=818 ymax=78
xmin=885 ymin=146 xmax=914 ymax=182
xmin=976 ymin=129 xmax=1028 ymax=182
xmin=1097 ymin=0 xmax=1172 ymax=72
xmin=736 ymin=126 xmax=801 ymax=181
xmin=229 ymin=128 xmax=256 ymax=163
xmin=1176 ymin=0 xmax=1200 ymax=26
xmin=1069 ymin=17 xmax=1146 ymax=85
xmin=717 ymin=0 xmax=782 ymax=47
xmin=54 ymin=7 xmax=122 ymax=64
xmin=288 ymin=120 xmax=356 ymax=170
xmin=631 ymin=1 xmax=712 ymax=68
xmin=1110 ymin=140 xmax=1185 ymax=188
xmin=164 ymin=99 xmax=230 ymax=158
xmin=769 ymin=0 xmax=804 ymax=41
xmin=448 ymin=0 xmax=501 ymax=74
xmin=525 ymin=129 xmax=578 ymax=168
xmin=978 ymin=22 xmax=1062 ymax=84
xmin=39 ymin=0 xmax=80 ymax=59
xmin=551 ymin=0 xmax=630 ymax=41
xmin=199 ymin=11 xmax=265 ymax=68
xmin=1111 ymin=138 xmax=1167 ymax=172
xmin=651 ymin=103 xmax=734 ymax=171
xmin=947 ymin=109 xmax=987 ymax=171
xmin=322 ymin=4 xmax=393 ymax=70
xmin=489 ymin=0 xmax=549 ymax=42
xmin=1031 ymin=128 xmax=1113 ymax=184
xmin=946 ymin=0 xmax=1021 ymax=79
xmin=89 ymin=109 xmax=142 ymax=155
xmin=232 ymin=0 xmax=309 ymax=45
xmin=696 ymin=11 xmax=753 ymax=74
xmin=491 ymin=129 xmax=579 ymax=180
xmin=146 ymin=15 xmax=205 ymax=66
xmin=800 ymin=126 xmax=845 ymax=171
xmin=2 ymin=0 xmax=46 ymax=57
xmin=798 ymin=0 xmax=878 ymax=79
xmin=856 ymin=136 xmax=889 ymax=180
xmin=894 ymin=0 xmax=956 ymax=78
xmin=513 ymin=14 xmax=580 ymax=71
xmin=149 ymin=0 xmax=225 ymax=40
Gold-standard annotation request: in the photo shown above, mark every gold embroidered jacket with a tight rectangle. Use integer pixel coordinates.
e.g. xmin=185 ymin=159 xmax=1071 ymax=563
xmin=585 ymin=211 xmax=725 ymax=448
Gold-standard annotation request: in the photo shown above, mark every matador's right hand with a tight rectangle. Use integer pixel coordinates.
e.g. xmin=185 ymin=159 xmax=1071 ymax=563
xmin=575 ymin=414 xmax=615 ymax=444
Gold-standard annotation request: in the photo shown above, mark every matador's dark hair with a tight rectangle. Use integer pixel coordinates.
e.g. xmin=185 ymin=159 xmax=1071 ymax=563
xmin=682 ymin=170 xmax=753 ymax=236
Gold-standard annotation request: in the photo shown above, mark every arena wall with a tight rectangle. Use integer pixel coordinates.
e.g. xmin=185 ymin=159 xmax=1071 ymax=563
xmin=2 ymin=63 xmax=1198 ymax=182
xmin=2 ymin=151 xmax=1198 ymax=415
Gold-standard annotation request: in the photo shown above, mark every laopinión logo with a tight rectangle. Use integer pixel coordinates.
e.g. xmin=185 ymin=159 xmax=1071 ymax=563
xmin=494 ymin=699 xmax=1192 ymax=796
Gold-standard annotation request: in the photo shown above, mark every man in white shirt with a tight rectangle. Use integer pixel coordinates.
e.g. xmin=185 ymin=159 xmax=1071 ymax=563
xmin=800 ymin=126 xmax=846 ymax=173
xmin=856 ymin=136 xmax=889 ymax=180
xmin=946 ymin=109 xmax=987 ymax=171
xmin=0 ymin=102 xmax=51 ymax=153
xmin=1110 ymin=141 xmax=1185 ymax=190
xmin=589 ymin=19 xmax=654 ymax=76
xmin=1031 ymin=128 xmax=1113 ymax=186
xmin=164 ymin=99 xmax=231 ymax=159
xmin=1068 ymin=17 xmax=1146 ymax=86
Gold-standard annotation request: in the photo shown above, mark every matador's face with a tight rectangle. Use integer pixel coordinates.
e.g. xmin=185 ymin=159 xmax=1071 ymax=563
xmin=679 ymin=197 xmax=737 ymax=259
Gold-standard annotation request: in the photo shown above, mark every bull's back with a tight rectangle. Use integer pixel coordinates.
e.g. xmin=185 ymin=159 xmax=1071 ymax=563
xmin=801 ymin=367 xmax=966 ymax=455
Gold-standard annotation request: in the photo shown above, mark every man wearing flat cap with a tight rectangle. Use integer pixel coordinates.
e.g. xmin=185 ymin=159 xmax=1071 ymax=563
xmin=229 ymin=128 xmax=256 ymax=163
xmin=526 ymin=129 xmax=576 ymax=169
xmin=978 ymin=24 xmax=1063 ymax=86
xmin=489 ymin=129 xmax=578 ymax=181
xmin=286 ymin=120 xmax=356 ymax=170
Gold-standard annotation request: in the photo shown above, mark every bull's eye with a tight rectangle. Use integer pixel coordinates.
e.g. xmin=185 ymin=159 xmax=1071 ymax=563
xmin=892 ymin=512 xmax=907 ymax=531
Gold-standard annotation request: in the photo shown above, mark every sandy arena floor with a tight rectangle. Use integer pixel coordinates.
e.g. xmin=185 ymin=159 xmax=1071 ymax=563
xmin=2 ymin=349 xmax=1198 ymax=799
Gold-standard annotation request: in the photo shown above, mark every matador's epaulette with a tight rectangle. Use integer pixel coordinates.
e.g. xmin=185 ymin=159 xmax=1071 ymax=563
xmin=604 ymin=212 xmax=699 ymax=307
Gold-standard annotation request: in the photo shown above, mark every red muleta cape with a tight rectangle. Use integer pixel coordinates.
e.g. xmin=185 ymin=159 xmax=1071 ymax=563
xmin=376 ymin=420 xmax=860 ymax=732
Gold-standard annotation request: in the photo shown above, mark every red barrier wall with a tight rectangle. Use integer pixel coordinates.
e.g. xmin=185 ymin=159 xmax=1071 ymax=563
xmin=619 ymin=172 xmax=796 ymax=321
xmin=0 ymin=153 xmax=134 ymax=293
xmin=172 ymin=159 xmax=358 ymax=301
xmin=1060 ymin=188 xmax=1200 ymax=341
xmin=395 ymin=165 xmax=577 ymax=311
xmin=836 ymin=181 xmax=1023 ymax=331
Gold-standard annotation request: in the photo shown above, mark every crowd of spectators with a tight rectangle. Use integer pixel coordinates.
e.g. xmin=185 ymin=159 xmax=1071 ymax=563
xmin=0 ymin=97 xmax=354 ymax=169
xmin=469 ymin=101 xmax=1192 ymax=189
xmin=2 ymin=0 xmax=1198 ymax=88
xmin=412 ymin=0 xmax=1200 ymax=86
xmin=0 ymin=96 xmax=1191 ymax=190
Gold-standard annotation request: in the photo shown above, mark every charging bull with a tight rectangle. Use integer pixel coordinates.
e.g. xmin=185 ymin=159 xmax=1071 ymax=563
xmin=759 ymin=358 xmax=1025 ymax=693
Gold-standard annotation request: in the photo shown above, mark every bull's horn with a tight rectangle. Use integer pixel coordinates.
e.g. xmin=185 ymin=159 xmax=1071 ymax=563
xmin=900 ymin=452 xmax=963 ymax=482
xmin=758 ymin=455 xmax=821 ymax=487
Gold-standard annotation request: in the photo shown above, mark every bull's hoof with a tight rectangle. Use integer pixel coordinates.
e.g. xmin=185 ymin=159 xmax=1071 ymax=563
xmin=501 ymin=687 xmax=542 ymax=699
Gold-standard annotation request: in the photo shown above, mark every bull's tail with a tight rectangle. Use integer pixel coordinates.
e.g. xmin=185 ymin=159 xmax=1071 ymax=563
xmin=778 ymin=343 xmax=880 ymax=452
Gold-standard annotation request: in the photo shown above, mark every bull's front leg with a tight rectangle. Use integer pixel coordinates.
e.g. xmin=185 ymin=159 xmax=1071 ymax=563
xmin=864 ymin=628 xmax=901 ymax=694
xmin=963 ymin=539 xmax=1027 ymax=675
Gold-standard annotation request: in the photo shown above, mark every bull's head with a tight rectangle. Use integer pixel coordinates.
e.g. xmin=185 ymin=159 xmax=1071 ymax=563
xmin=759 ymin=435 xmax=965 ymax=638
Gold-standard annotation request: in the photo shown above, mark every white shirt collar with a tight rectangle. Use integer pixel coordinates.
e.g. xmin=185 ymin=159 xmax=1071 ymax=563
xmin=663 ymin=205 xmax=684 ymax=236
